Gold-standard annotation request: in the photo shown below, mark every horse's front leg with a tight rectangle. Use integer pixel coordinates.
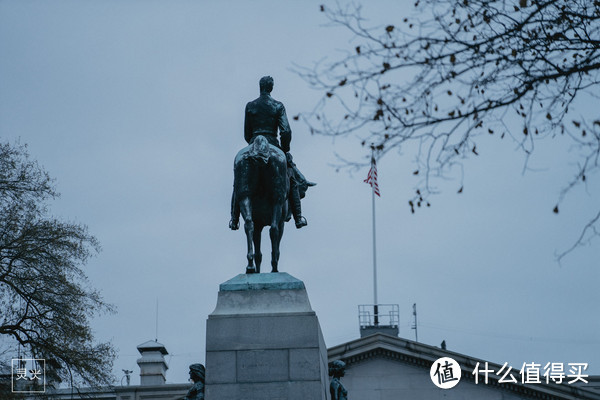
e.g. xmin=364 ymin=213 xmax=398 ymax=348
xmin=269 ymin=203 xmax=284 ymax=273
xmin=239 ymin=197 xmax=256 ymax=273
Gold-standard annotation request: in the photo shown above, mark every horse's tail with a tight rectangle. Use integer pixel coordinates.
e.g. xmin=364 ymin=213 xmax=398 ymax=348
xmin=248 ymin=135 xmax=270 ymax=164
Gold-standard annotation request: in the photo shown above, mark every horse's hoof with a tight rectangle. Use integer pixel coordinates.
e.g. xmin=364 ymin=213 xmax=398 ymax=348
xmin=246 ymin=267 xmax=257 ymax=274
xmin=271 ymin=268 xmax=278 ymax=273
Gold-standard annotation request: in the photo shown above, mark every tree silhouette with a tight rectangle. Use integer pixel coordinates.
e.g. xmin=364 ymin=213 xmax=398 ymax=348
xmin=296 ymin=1 xmax=600 ymax=260
xmin=0 ymin=141 xmax=115 ymax=397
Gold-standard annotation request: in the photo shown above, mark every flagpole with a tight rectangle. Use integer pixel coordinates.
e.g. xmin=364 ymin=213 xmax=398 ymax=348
xmin=371 ymin=147 xmax=379 ymax=326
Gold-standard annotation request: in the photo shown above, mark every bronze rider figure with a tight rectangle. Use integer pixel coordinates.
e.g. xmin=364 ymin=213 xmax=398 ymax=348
xmin=229 ymin=76 xmax=314 ymax=230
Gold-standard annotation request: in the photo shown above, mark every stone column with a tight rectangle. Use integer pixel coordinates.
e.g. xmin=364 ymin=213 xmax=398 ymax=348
xmin=205 ymin=272 xmax=329 ymax=400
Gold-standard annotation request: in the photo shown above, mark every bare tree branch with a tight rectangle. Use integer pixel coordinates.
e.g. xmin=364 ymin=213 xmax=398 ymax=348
xmin=296 ymin=0 xmax=600 ymax=259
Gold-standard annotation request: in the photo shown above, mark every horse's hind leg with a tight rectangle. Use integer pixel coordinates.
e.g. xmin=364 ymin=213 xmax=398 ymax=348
xmin=239 ymin=197 xmax=256 ymax=273
xmin=269 ymin=203 xmax=284 ymax=273
xmin=253 ymin=228 xmax=262 ymax=273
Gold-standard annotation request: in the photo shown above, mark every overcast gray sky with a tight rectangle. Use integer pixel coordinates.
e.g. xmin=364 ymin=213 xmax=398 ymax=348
xmin=1 ymin=0 xmax=599 ymax=386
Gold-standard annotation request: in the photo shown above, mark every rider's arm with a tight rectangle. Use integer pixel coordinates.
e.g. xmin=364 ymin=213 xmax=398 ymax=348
xmin=244 ymin=103 xmax=253 ymax=144
xmin=278 ymin=103 xmax=292 ymax=153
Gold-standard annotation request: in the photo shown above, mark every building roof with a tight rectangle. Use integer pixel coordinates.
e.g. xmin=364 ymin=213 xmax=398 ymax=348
xmin=136 ymin=340 xmax=168 ymax=355
xmin=328 ymin=333 xmax=600 ymax=400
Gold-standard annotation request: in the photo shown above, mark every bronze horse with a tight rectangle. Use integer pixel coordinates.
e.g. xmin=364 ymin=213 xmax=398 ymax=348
xmin=232 ymin=135 xmax=289 ymax=273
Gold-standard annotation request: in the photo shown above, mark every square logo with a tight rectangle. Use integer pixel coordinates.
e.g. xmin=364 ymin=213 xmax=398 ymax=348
xmin=11 ymin=358 xmax=46 ymax=393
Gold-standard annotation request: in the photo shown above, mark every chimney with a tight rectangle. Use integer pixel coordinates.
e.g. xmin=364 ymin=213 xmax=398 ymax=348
xmin=136 ymin=340 xmax=168 ymax=385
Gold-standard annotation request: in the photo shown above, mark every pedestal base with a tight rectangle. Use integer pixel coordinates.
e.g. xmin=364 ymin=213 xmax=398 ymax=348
xmin=205 ymin=273 xmax=328 ymax=400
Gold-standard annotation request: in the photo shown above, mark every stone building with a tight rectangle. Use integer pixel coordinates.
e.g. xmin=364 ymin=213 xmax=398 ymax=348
xmin=329 ymin=332 xmax=600 ymax=400
xmin=36 ymin=330 xmax=600 ymax=400
xmin=38 ymin=340 xmax=189 ymax=400
xmin=18 ymin=287 xmax=600 ymax=400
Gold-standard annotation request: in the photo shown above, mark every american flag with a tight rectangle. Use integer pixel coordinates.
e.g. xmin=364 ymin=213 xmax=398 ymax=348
xmin=364 ymin=156 xmax=380 ymax=196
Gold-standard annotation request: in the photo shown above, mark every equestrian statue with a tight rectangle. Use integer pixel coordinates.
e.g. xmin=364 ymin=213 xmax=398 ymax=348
xmin=229 ymin=76 xmax=315 ymax=274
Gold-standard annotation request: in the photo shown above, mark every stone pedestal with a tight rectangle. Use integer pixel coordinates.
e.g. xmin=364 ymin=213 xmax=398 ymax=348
xmin=205 ymin=273 xmax=329 ymax=400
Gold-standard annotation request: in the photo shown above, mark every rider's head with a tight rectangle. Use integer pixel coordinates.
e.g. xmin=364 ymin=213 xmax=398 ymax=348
xmin=259 ymin=76 xmax=274 ymax=94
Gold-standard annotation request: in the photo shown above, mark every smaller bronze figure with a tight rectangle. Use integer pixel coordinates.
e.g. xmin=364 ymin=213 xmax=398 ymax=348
xmin=184 ymin=363 xmax=205 ymax=400
xmin=329 ymin=360 xmax=348 ymax=400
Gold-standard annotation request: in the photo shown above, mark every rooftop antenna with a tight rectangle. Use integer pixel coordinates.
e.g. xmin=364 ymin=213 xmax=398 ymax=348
xmin=155 ymin=298 xmax=159 ymax=342
xmin=411 ymin=303 xmax=419 ymax=342
xmin=121 ymin=369 xmax=133 ymax=386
